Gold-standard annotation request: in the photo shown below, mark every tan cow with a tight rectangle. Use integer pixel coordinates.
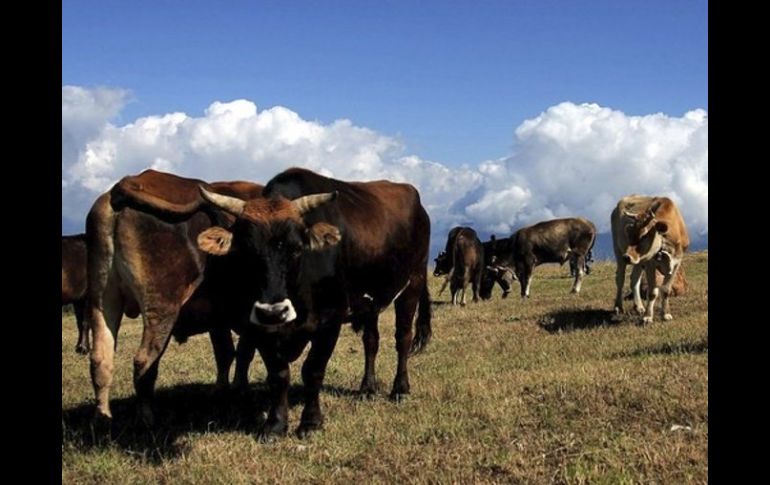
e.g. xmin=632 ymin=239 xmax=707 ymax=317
xmin=611 ymin=195 xmax=689 ymax=323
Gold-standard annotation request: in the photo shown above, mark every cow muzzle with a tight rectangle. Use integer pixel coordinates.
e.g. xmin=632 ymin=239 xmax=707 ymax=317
xmin=250 ymin=299 xmax=297 ymax=325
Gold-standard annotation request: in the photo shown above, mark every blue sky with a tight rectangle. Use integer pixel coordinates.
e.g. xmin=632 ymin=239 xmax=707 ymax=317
xmin=63 ymin=1 xmax=706 ymax=168
xmin=62 ymin=1 xmax=707 ymax=254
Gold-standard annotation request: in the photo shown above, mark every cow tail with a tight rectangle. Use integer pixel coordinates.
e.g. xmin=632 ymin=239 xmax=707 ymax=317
xmin=410 ymin=279 xmax=432 ymax=355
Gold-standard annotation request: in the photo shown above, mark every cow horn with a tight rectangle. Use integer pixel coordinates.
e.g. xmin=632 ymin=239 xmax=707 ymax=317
xmin=292 ymin=191 xmax=338 ymax=215
xmin=199 ymin=185 xmax=246 ymax=216
xmin=623 ymin=210 xmax=638 ymax=218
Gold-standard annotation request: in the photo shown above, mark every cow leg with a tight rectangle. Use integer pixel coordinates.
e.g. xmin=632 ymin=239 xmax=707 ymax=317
xmin=297 ymin=323 xmax=343 ymax=438
xmin=233 ymin=332 xmax=257 ymax=390
xmin=516 ymin=259 xmax=534 ymax=299
xmin=74 ymin=300 xmax=89 ymax=354
xmin=642 ymin=265 xmax=660 ymax=324
xmin=629 ymin=265 xmax=646 ymax=315
xmin=258 ymin=352 xmax=290 ymax=440
xmin=613 ymin=259 xmax=627 ymax=313
xmin=471 ymin=271 xmax=480 ymax=303
xmin=571 ymin=254 xmax=586 ymax=294
xmin=391 ymin=279 xmax=421 ymax=401
xmin=460 ymin=281 xmax=467 ymax=306
xmin=659 ymin=263 xmax=679 ymax=321
xmin=358 ymin=312 xmax=380 ymax=396
xmin=209 ymin=326 xmax=235 ymax=391
xmin=133 ymin=307 xmax=177 ymax=427
xmin=89 ymin=279 xmax=124 ymax=427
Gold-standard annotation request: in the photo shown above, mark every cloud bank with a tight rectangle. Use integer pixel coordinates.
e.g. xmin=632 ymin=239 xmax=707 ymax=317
xmin=62 ymin=86 xmax=707 ymax=251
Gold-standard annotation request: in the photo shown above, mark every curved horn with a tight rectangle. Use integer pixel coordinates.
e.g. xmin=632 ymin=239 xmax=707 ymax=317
xmin=623 ymin=210 xmax=638 ymax=218
xmin=199 ymin=185 xmax=246 ymax=216
xmin=649 ymin=198 xmax=662 ymax=215
xmin=292 ymin=191 xmax=338 ymax=215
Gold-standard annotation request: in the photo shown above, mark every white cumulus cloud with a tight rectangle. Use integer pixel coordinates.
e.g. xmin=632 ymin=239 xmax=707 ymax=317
xmin=61 ymin=87 xmax=707 ymax=250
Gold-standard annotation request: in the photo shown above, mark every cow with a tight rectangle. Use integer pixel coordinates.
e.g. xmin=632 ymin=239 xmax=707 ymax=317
xmin=433 ymin=227 xmax=484 ymax=305
xmin=85 ymin=169 xmax=264 ymax=429
xmin=485 ymin=218 xmax=597 ymax=298
xmin=62 ymin=234 xmax=90 ymax=354
xmin=196 ymin=167 xmax=432 ymax=439
xmin=478 ymin=235 xmax=517 ymax=300
xmin=611 ymin=195 xmax=689 ymax=323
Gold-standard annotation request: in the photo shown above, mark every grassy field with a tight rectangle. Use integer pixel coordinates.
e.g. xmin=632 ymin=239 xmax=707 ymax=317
xmin=62 ymin=251 xmax=708 ymax=484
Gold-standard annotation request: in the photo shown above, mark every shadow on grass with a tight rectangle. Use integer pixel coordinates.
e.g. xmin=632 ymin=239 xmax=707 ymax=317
xmin=538 ymin=308 xmax=621 ymax=333
xmin=62 ymin=381 xmax=359 ymax=462
xmin=612 ymin=338 xmax=708 ymax=359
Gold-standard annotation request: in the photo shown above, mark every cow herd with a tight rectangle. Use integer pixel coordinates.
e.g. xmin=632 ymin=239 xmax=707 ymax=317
xmin=62 ymin=167 xmax=690 ymax=440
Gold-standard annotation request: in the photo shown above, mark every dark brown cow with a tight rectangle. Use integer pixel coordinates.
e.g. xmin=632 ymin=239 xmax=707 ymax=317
xmin=62 ymin=234 xmax=90 ymax=354
xmin=611 ymin=195 xmax=689 ymax=323
xmin=433 ymin=227 xmax=484 ymax=305
xmin=86 ymin=169 xmax=263 ymax=428
xmin=196 ymin=167 xmax=432 ymax=439
xmin=486 ymin=218 xmax=597 ymax=298
xmin=479 ymin=235 xmax=517 ymax=300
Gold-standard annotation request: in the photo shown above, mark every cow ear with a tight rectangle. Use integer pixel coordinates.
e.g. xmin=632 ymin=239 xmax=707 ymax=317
xmin=307 ymin=222 xmax=341 ymax=250
xmin=654 ymin=221 xmax=669 ymax=234
xmin=197 ymin=227 xmax=233 ymax=255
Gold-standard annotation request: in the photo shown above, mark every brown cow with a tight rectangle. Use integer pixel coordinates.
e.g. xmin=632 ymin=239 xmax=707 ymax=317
xmin=611 ymin=195 xmax=689 ymax=323
xmin=62 ymin=234 xmax=89 ymax=354
xmin=86 ymin=169 xmax=263 ymax=428
xmin=433 ymin=227 xmax=484 ymax=305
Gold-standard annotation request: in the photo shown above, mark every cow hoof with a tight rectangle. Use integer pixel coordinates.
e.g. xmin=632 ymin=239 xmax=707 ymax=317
xmin=570 ymin=288 xmax=579 ymax=294
xmin=359 ymin=381 xmax=379 ymax=398
xmin=75 ymin=344 xmax=89 ymax=355
xmin=663 ymin=313 xmax=674 ymax=321
xmin=296 ymin=422 xmax=323 ymax=439
xmin=614 ymin=306 xmax=623 ymax=315
xmin=137 ymin=403 xmax=155 ymax=428
xmin=389 ymin=392 xmax=409 ymax=403
xmin=257 ymin=420 xmax=288 ymax=442
xmin=90 ymin=411 xmax=112 ymax=443
xmin=642 ymin=316 xmax=654 ymax=324
xmin=634 ymin=305 xmax=646 ymax=315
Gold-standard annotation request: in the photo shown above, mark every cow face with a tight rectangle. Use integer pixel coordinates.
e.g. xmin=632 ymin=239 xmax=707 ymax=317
xmin=197 ymin=187 xmax=341 ymax=328
xmin=621 ymin=200 xmax=668 ymax=264
xmin=433 ymin=251 xmax=452 ymax=277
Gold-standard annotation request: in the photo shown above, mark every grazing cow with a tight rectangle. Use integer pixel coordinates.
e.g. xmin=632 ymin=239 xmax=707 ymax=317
xmin=478 ymin=235 xmax=517 ymax=300
xmin=62 ymin=234 xmax=90 ymax=354
xmin=196 ymin=167 xmax=432 ymax=439
xmin=486 ymin=218 xmax=597 ymax=298
xmin=86 ymin=169 xmax=263 ymax=428
xmin=611 ymin=195 xmax=689 ymax=323
xmin=433 ymin=227 xmax=484 ymax=305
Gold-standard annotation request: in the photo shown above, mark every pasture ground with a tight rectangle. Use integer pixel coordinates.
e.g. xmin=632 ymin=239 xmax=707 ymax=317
xmin=62 ymin=251 xmax=708 ymax=484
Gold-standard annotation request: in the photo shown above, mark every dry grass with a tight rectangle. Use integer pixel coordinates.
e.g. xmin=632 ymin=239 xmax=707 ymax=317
xmin=62 ymin=251 xmax=708 ymax=484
